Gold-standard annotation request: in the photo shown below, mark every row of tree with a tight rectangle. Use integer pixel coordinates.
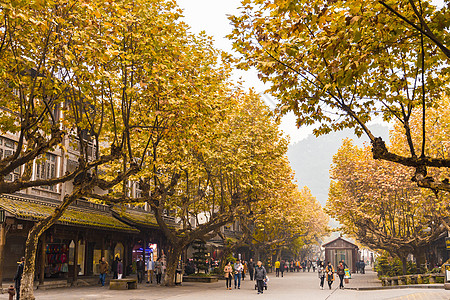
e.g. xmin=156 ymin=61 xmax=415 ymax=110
xmin=229 ymin=0 xmax=450 ymax=193
xmin=228 ymin=0 xmax=450 ymax=272
xmin=327 ymin=100 xmax=449 ymax=274
xmin=0 ymin=0 xmax=327 ymax=299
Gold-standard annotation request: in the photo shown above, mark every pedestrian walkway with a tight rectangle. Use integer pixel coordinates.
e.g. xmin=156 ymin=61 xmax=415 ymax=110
xmin=1 ymin=271 xmax=448 ymax=300
xmin=389 ymin=291 xmax=450 ymax=300
xmin=344 ymin=270 xmax=381 ymax=290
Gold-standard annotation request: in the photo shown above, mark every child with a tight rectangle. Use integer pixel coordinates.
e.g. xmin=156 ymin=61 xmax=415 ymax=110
xmin=8 ymin=285 xmax=15 ymax=300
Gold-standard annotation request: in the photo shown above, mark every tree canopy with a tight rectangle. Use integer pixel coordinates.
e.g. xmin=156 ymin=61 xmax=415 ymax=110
xmin=229 ymin=0 xmax=450 ymax=192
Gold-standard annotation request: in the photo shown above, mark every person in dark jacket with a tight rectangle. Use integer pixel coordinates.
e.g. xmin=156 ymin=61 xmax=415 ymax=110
xmin=254 ymin=261 xmax=267 ymax=294
xmin=14 ymin=257 xmax=24 ymax=300
xmin=360 ymin=260 xmax=366 ymax=274
xmin=112 ymin=256 xmax=119 ymax=279
xmin=136 ymin=256 xmax=145 ymax=283
xmin=280 ymin=260 xmax=285 ymax=277
xmin=248 ymin=258 xmax=255 ymax=281
xmin=336 ymin=261 xmax=345 ymax=289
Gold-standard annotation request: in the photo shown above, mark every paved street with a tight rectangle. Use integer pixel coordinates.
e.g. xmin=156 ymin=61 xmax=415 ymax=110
xmin=1 ymin=271 xmax=449 ymax=300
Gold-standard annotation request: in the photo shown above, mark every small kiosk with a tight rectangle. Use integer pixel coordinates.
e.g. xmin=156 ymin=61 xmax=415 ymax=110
xmin=322 ymin=237 xmax=359 ymax=273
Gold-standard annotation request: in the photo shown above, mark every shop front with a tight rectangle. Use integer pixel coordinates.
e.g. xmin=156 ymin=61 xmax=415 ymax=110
xmin=0 ymin=194 xmax=139 ymax=285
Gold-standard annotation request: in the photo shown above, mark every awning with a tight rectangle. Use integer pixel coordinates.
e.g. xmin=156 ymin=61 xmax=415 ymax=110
xmin=0 ymin=195 xmax=138 ymax=233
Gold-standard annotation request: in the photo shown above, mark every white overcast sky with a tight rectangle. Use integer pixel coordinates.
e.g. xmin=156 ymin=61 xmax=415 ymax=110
xmin=176 ymin=0 xmax=312 ymax=144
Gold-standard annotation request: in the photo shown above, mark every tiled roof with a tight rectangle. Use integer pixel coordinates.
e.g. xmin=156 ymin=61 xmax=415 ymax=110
xmin=0 ymin=195 xmax=138 ymax=232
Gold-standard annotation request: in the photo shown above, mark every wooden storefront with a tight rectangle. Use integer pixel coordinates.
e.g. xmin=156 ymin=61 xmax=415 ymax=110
xmin=323 ymin=237 xmax=359 ymax=273
xmin=0 ymin=194 xmax=170 ymax=286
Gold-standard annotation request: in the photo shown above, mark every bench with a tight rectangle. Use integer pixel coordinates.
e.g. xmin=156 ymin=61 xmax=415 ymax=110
xmin=109 ymin=279 xmax=137 ymax=290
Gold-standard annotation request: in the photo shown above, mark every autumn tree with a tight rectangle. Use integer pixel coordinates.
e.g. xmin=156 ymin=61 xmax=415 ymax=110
xmin=0 ymin=0 xmax=183 ymax=298
xmin=327 ymin=139 xmax=445 ymax=273
xmin=237 ymin=154 xmax=328 ymax=262
xmin=229 ymin=0 xmax=450 ymax=192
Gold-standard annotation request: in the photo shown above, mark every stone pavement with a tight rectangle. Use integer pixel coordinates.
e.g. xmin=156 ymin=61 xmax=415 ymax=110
xmin=1 ymin=271 xmax=449 ymax=300
xmin=344 ymin=270 xmax=382 ymax=290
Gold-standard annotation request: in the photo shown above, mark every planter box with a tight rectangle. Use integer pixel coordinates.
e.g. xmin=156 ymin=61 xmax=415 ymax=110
xmin=182 ymin=276 xmax=219 ymax=283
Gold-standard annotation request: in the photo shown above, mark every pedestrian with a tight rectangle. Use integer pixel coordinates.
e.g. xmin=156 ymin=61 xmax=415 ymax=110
xmin=254 ymin=261 xmax=267 ymax=295
xmin=312 ymin=261 xmax=316 ymax=272
xmin=99 ymin=257 xmax=109 ymax=286
xmin=147 ymin=256 xmax=155 ymax=283
xmin=360 ymin=260 xmax=366 ymax=274
xmin=136 ymin=256 xmax=145 ymax=283
xmin=233 ymin=259 xmax=243 ymax=289
xmin=274 ymin=260 xmax=280 ymax=277
xmin=248 ymin=258 xmax=255 ymax=281
xmin=356 ymin=260 xmax=360 ymax=274
xmin=8 ymin=285 xmax=15 ymax=300
xmin=14 ymin=257 xmax=24 ymax=300
xmin=336 ymin=261 xmax=345 ymax=289
xmin=243 ymin=261 xmax=247 ymax=280
xmin=117 ymin=258 xmax=123 ymax=279
xmin=296 ymin=260 xmax=300 ymax=272
xmin=280 ymin=260 xmax=285 ymax=277
xmin=155 ymin=257 xmax=162 ymax=284
xmin=224 ymin=261 xmax=233 ymax=290
xmin=326 ymin=261 xmax=335 ymax=289
xmin=317 ymin=261 xmax=326 ymax=289
xmin=112 ymin=256 xmax=119 ymax=279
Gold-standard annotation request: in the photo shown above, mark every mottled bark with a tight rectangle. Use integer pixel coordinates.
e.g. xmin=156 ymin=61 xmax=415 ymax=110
xmin=401 ymin=256 xmax=407 ymax=275
xmin=0 ymin=224 xmax=6 ymax=287
xmin=164 ymin=245 xmax=183 ymax=286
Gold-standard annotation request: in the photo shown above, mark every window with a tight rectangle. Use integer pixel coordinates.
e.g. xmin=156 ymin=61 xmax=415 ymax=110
xmin=0 ymin=137 xmax=20 ymax=181
xmin=35 ymin=153 xmax=57 ymax=191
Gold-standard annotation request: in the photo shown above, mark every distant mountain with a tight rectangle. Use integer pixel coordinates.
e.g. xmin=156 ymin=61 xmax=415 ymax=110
xmin=286 ymin=124 xmax=390 ymax=208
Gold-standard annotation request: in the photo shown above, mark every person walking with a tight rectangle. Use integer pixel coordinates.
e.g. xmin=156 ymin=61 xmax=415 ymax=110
xmin=274 ymin=260 xmax=280 ymax=277
xmin=224 ymin=261 xmax=233 ymax=290
xmin=336 ymin=261 xmax=345 ymax=289
xmin=99 ymin=257 xmax=109 ymax=286
xmin=136 ymin=256 xmax=145 ymax=283
xmin=360 ymin=260 xmax=366 ymax=274
xmin=248 ymin=258 xmax=255 ymax=281
xmin=117 ymin=258 xmax=123 ymax=279
xmin=280 ymin=260 xmax=285 ymax=277
xmin=155 ymin=257 xmax=162 ymax=284
xmin=254 ymin=261 xmax=267 ymax=295
xmin=242 ymin=261 xmax=247 ymax=280
xmin=317 ymin=261 xmax=326 ymax=289
xmin=326 ymin=261 xmax=335 ymax=290
xmin=147 ymin=256 xmax=155 ymax=283
xmin=233 ymin=259 xmax=244 ymax=289
xmin=13 ymin=257 xmax=24 ymax=300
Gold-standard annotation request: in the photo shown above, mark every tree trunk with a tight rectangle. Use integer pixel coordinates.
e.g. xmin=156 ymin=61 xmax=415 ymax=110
xmin=277 ymin=248 xmax=282 ymax=262
xmin=414 ymin=250 xmax=427 ymax=273
xmin=21 ymin=224 xmax=42 ymax=300
xmin=0 ymin=224 xmax=6 ymax=288
xmin=164 ymin=244 xmax=183 ymax=286
xmin=20 ymin=192 xmax=81 ymax=299
xmin=401 ymin=257 xmax=407 ymax=275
